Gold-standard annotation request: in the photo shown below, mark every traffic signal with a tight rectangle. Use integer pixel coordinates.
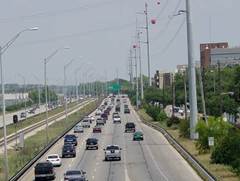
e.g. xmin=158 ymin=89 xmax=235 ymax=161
xmin=13 ymin=115 xmax=18 ymax=124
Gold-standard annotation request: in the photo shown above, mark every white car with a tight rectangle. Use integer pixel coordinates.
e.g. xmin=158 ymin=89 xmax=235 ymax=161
xmin=46 ymin=154 xmax=61 ymax=167
xmin=90 ymin=116 xmax=95 ymax=122
xmin=95 ymin=110 xmax=102 ymax=116
xmin=96 ymin=118 xmax=105 ymax=126
xmin=74 ymin=124 xmax=84 ymax=133
xmin=81 ymin=119 xmax=91 ymax=128
xmin=104 ymin=145 xmax=122 ymax=161
xmin=113 ymin=115 xmax=121 ymax=124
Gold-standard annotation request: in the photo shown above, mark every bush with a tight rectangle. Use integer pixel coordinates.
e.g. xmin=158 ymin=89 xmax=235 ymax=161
xmin=211 ymin=128 xmax=240 ymax=174
xmin=157 ymin=111 xmax=168 ymax=122
xmin=166 ymin=119 xmax=172 ymax=127
xmin=179 ymin=119 xmax=190 ymax=138
xmin=196 ymin=117 xmax=232 ymax=153
xmin=145 ymin=105 xmax=160 ymax=121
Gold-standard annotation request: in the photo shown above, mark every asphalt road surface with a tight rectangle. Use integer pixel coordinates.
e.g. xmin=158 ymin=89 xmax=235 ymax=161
xmin=19 ymin=99 xmax=202 ymax=181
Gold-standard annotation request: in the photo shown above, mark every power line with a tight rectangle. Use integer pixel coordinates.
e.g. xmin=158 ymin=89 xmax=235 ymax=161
xmin=0 ymin=0 xmax=123 ymax=23
xmin=17 ymin=21 xmax=135 ymax=46
xmin=152 ymin=0 xmax=183 ymax=41
xmin=152 ymin=17 xmax=185 ymax=57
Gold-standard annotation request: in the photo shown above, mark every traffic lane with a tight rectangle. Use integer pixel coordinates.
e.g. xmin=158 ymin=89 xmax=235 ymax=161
xmin=121 ymin=113 xmax=156 ymax=181
xmin=18 ymin=110 xmax=97 ymax=181
xmin=73 ymin=109 xmax=127 ymax=181
xmin=74 ymin=118 xmax=116 ymax=181
xmin=130 ymin=107 xmax=202 ymax=181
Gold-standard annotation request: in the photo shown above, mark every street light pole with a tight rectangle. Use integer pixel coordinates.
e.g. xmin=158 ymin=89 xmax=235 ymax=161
xmin=145 ymin=3 xmax=152 ymax=87
xmin=44 ymin=59 xmax=49 ymax=143
xmin=0 ymin=27 xmax=39 ymax=180
xmin=0 ymin=46 xmax=9 ymax=181
xmin=185 ymin=0 xmax=198 ymax=139
xmin=137 ymin=31 xmax=144 ymax=100
xmin=64 ymin=59 xmax=74 ymax=121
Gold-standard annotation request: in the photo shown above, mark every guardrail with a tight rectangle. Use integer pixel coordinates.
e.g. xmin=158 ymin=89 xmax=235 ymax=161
xmin=0 ymin=100 xmax=93 ymax=148
xmin=142 ymin=120 xmax=217 ymax=181
xmin=9 ymin=99 xmax=102 ymax=181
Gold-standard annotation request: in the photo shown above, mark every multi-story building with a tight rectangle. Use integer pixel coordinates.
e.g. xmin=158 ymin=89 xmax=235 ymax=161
xmin=200 ymin=42 xmax=229 ymax=68
xmin=154 ymin=71 xmax=173 ymax=89
xmin=210 ymin=47 xmax=240 ymax=67
xmin=176 ymin=64 xmax=188 ymax=74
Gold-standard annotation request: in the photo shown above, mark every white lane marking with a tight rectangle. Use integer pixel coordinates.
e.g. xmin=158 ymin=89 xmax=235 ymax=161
xmin=68 ymin=163 xmax=71 ymax=168
xmin=94 ymin=168 xmax=97 ymax=172
xmin=123 ymin=131 xmax=131 ymax=181
xmin=132 ymin=107 xmax=169 ymax=181
xmin=92 ymin=175 xmax=95 ymax=180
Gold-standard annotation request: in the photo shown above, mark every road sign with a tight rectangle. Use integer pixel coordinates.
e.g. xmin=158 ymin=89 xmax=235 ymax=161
xmin=108 ymin=83 xmax=121 ymax=92
xmin=208 ymin=137 xmax=214 ymax=146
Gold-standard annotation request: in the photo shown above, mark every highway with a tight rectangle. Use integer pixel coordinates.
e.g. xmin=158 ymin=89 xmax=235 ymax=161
xmin=19 ymin=98 xmax=202 ymax=181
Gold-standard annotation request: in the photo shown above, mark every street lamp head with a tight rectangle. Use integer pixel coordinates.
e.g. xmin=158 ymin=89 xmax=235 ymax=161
xmin=28 ymin=27 xmax=39 ymax=31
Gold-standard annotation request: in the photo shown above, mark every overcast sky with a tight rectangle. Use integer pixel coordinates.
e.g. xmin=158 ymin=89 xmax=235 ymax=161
xmin=0 ymin=0 xmax=239 ymax=85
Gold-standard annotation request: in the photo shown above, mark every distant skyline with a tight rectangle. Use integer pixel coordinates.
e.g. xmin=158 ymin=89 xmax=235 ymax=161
xmin=0 ymin=0 xmax=239 ymax=85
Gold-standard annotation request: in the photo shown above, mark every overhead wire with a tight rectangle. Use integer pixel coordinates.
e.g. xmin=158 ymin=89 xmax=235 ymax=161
xmin=152 ymin=17 xmax=186 ymax=57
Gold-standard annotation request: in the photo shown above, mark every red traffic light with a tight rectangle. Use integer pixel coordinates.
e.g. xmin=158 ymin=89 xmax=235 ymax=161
xmin=133 ymin=45 xmax=137 ymax=49
xmin=157 ymin=1 xmax=160 ymax=5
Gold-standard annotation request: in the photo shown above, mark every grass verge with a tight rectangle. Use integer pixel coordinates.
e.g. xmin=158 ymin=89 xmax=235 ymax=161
xmin=0 ymin=101 xmax=80 ymax=138
xmin=138 ymin=108 xmax=240 ymax=181
xmin=0 ymin=100 xmax=100 ymax=180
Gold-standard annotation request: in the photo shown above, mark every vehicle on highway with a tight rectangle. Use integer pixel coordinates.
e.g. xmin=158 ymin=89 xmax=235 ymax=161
xmin=64 ymin=134 xmax=78 ymax=146
xmin=95 ymin=109 xmax=102 ymax=116
xmin=46 ymin=154 xmax=62 ymax=167
xmin=81 ymin=118 xmax=91 ymax=128
xmin=62 ymin=144 xmax=76 ymax=158
xmin=116 ymin=98 xmax=120 ymax=103
xmin=125 ymin=122 xmax=136 ymax=133
xmin=101 ymin=113 xmax=108 ymax=121
xmin=74 ymin=124 xmax=84 ymax=133
xmin=133 ymin=131 xmax=144 ymax=141
xmin=20 ymin=112 xmax=27 ymax=118
xmin=115 ymin=105 xmax=120 ymax=112
xmin=113 ymin=114 xmax=121 ymax=124
xmin=96 ymin=118 xmax=105 ymax=126
xmin=86 ymin=138 xmax=98 ymax=150
xmin=124 ymin=107 xmax=130 ymax=114
xmin=90 ymin=116 xmax=95 ymax=122
xmin=112 ymin=112 xmax=119 ymax=118
xmin=34 ymin=162 xmax=56 ymax=180
xmin=93 ymin=125 xmax=102 ymax=133
xmin=64 ymin=170 xmax=87 ymax=181
xmin=104 ymin=145 xmax=122 ymax=161
xmin=84 ymin=116 xmax=92 ymax=123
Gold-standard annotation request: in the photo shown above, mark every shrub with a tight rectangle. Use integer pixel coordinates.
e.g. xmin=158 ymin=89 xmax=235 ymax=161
xmin=145 ymin=105 xmax=160 ymax=121
xmin=156 ymin=111 xmax=168 ymax=122
xmin=166 ymin=119 xmax=172 ymax=127
xmin=179 ymin=119 xmax=190 ymax=138
xmin=196 ymin=117 xmax=232 ymax=153
xmin=211 ymin=127 xmax=240 ymax=174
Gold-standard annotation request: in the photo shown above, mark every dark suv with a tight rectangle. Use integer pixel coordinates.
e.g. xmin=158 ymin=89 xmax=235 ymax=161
xmin=62 ymin=144 xmax=76 ymax=158
xmin=34 ymin=162 xmax=55 ymax=180
xmin=125 ymin=122 xmax=136 ymax=133
xmin=86 ymin=138 xmax=98 ymax=150
xmin=64 ymin=134 xmax=78 ymax=146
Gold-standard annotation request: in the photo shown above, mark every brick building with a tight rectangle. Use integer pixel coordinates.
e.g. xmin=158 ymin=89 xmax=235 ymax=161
xmin=200 ymin=42 xmax=228 ymax=68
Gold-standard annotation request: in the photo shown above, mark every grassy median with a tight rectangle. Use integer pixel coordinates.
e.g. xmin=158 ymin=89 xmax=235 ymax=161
xmin=0 ymin=101 xmax=81 ymax=138
xmin=137 ymin=109 xmax=239 ymax=181
xmin=0 ymin=100 xmax=100 ymax=180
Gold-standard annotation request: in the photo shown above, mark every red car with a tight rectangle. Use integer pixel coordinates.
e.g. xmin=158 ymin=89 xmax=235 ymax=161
xmin=93 ymin=126 xmax=102 ymax=133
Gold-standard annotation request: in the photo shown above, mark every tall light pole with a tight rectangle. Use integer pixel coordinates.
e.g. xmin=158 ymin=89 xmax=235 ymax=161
xmin=133 ymin=45 xmax=139 ymax=109
xmin=44 ymin=47 xmax=69 ymax=143
xmin=185 ymin=0 xmax=198 ymax=139
xmin=137 ymin=30 xmax=144 ymax=100
xmin=0 ymin=27 xmax=38 ymax=181
xmin=64 ymin=59 xmax=74 ymax=121
xmin=33 ymin=75 xmax=41 ymax=107
xmin=18 ymin=74 xmax=27 ymax=126
xmin=145 ymin=3 xmax=152 ymax=87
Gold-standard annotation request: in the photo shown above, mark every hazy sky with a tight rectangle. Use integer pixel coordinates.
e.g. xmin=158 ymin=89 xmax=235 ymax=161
xmin=0 ymin=0 xmax=239 ymax=85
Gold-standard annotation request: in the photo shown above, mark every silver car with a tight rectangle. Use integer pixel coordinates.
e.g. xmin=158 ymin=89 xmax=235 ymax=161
xmin=64 ymin=170 xmax=87 ymax=181
xmin=104 ymin=145 xmax=122 ymax=161
xmin=74 ymin=124 xmax=84 ymax=133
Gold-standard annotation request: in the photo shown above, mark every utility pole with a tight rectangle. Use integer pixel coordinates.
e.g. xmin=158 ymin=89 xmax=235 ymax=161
xmin=134 ymin=46 xmax=139 ymax=109
xmin=184 ymin=71 xmax=188 ymax=121
xmin=145 ymin=3 xmax=152 ymax=87
xmin=172 ymin=74 xmax=175 ymax=118
xmin=186 ymin=0 xmax=198 ymax=139
xmin=44 ymin=59 xmax=49 ymax=143
xmin=137 ymin=30 xmax=144 ymax=100
xmin=129 ymin=49 xmax=134 ymax=90
xmin=198 ymin=68 xmax=208 ymax=124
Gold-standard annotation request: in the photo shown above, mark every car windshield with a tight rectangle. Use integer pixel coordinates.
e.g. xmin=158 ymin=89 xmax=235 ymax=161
xmin=87 ymin=139 xmax=97 ymax=144
xmin=126 ymin=123 xmax=135 ymax=128
xmin=66 ymin=170 xmax=81 ymax=175
xmin=106 ymin=146 xmax=119 ymax=150
xmin=48 ymin=155 xmax=58 ymax=159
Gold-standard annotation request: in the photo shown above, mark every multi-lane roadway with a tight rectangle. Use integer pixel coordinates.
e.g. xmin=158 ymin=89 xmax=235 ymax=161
xmin=19 ymin=98 xmax=202 ymax=181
